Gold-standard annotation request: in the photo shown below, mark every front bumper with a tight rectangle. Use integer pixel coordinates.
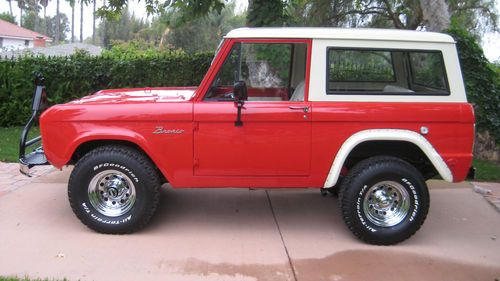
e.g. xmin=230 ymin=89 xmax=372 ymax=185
xmin=19 ymin=146 xmax=48 ymax=177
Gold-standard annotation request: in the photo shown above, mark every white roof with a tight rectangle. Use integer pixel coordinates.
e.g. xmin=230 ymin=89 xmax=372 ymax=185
xmin=225 ymin=28 xmax=455 ymax=44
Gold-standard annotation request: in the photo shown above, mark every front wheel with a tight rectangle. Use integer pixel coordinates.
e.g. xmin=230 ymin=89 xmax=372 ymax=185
xmin=339 ymin=156 xmax=429 ymax=245
xmin=68 ymin=145 xmax=161 ymax=234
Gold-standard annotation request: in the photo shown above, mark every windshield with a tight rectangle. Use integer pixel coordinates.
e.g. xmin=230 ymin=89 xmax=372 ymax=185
xmin=211 ymin=39 xmax=225 ymax=66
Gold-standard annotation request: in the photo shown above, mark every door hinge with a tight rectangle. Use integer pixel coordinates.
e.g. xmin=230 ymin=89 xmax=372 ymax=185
xmin=194 ymin=158 xmax=199 ymax=167
xmin=193 ymin=122 xmax=199 ymax=132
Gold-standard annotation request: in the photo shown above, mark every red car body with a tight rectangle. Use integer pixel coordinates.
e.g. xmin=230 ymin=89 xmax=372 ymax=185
xmin=40 ymin=36 xmax=474 ymax=189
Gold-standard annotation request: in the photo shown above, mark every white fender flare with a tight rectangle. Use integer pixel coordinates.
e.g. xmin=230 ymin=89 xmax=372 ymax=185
xmin=323 ymin=129 xmax=453 ymax=188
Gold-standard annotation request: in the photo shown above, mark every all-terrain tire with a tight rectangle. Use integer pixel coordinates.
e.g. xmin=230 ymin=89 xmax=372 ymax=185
xmin=339 ymin=156 xmax=429 ymax=245
xmin=68 ymin=145 xmax=161 ymax=234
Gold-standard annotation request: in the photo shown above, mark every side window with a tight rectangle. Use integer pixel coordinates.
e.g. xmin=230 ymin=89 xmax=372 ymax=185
xmin=329 ymin=50 xmax=395 ymax=83
xmin=409 ymin=52 xmax=447 ymax=90
xmin=326 ymin=48 xmax=449 ymax=95
xmin=205 ymin=42 xmax=307 ymax=101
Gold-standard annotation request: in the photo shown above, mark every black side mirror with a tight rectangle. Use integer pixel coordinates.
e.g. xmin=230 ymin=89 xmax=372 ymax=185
xmin=233 ymin=80 xmax=248 ymax=102
xmin=233 ymin=81 xmax=247 ymax=127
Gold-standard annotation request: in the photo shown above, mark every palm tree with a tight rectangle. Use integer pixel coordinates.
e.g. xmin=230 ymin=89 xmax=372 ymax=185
xmin=80 ymin=0 xmax=84 ymax=42
xmin=7 ymin=0 xmax=13 ymax=15
xmin=55 ymin=0 xmax=60 ymax=42
xmin=39 ymin=0 xmax=49 ymax=34
xmin=92 ymin=0 xmax=96 ymax=44
xmin=17 ymin=0 xmax=26 ymax=26
xmin=69 ymin=0 xmax=75 ymax=42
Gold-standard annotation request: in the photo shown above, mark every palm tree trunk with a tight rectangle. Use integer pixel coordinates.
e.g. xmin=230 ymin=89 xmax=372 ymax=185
xmin=80 ymin=0 xmax=84 ymax=42
xmin=19 ymin=8 xmax=23 ymax=26
xmin=8 ymin=0 xmax=13 ymax=16
xmin=92 ymin=0 xmax=96 ymax=44
xmin=34 ymin=0 xmax=39 ymax=32
xmin=55 ymin=0 xmax=60 ymax=43
xmin=71 ymin=3 xmax=75 ymax=42
xmin=44 ymin=6 xmax=47 ymax=35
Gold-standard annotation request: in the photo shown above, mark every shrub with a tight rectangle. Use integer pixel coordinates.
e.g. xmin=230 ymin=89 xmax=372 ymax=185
xmin=446 ymin=27 xmax=500 ymax=143
xmin=0 ymin=51 xmax=213 ymax=127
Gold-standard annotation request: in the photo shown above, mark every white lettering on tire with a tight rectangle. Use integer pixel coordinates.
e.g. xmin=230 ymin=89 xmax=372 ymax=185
xmin=356 ymin=185 xmax=377 ymax=232
xmin=82 ymin=202 xmax=132 ymax=225
xmin=93 ymin=162 xmax=139 ymax=182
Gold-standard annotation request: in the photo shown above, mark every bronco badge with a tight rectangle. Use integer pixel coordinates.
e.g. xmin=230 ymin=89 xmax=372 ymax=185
xmin=153 ymin=126 xmax=184 ymax=134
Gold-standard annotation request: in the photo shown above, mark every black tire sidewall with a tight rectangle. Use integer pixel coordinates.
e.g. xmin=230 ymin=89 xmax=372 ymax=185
xmin=69 ymin=152 xmax=156 ymax=233
xmin=345 ymin=163 xmax=429 ymax=244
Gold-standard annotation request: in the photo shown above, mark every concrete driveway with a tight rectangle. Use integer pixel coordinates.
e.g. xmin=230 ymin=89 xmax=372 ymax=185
xmin=0 ymin=166 xmax=499 ymax=281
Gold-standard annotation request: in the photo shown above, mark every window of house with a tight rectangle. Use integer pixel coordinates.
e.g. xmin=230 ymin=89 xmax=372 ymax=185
xmin=326 ymin=48 xmax=449 ymax=95
xmin=24 ymin=40 xmax=29 ymax=46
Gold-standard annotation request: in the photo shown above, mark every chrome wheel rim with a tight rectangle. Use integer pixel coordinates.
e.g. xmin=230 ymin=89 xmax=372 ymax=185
xmin=363 ymin=181 xmax=410 ymax=227
xmin=88 ymin=170 xmax=136 ymax=217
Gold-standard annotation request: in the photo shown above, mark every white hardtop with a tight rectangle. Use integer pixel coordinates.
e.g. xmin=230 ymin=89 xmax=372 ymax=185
xmin=225 ymin=27 xmax=455 ymax=44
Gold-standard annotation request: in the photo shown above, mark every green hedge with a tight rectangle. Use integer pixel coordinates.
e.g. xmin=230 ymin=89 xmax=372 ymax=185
xmin=0 ymin=51 xmax=213 ymax=127
xmin=447 ymin=28 xmax=500 ymax=142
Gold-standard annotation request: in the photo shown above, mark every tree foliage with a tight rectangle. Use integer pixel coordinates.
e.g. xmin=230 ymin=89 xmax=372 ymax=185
xmin=285 ymin=0 xmax=497 ymax=33
xmin=22 ymin=11 xmax=70 ymax=39
xmin=247 ymin=0 xmax=286 ymax=26
xmin=156 ymin=2 xmax=245 ymax=52
xmin=447 ymin=27 xmax=500 ymax=141
xmin=0 ymin=12 xmax=17 ymax=24
xmin=97 ymin=0 xmax=225 ymax=21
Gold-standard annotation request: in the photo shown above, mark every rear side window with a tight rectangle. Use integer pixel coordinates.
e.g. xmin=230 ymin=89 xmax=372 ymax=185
xmin=327 ymin=48 xmax=449 ymax=95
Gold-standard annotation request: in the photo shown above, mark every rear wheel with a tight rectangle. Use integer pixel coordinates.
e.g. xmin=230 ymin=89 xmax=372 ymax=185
xmin=68 ymin=145 xmax=161 ymax=234
xmin=339 ymin=156 xmax=429 ymax=245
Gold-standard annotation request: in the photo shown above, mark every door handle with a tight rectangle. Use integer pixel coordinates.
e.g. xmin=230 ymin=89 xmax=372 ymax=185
xmin=288 ymin=105 xmax=309 ymax=113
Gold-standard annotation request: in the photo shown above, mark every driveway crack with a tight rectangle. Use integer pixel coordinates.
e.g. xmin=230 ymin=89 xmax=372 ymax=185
xmin=265 ymin=190 xmax=298 ymax=281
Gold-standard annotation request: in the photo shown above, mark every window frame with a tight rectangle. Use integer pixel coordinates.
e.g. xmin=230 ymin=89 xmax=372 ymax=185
xmin=194 ymin=38 xmax=313 ymax=102
xmin=325 ymin=47 xmax=451 ymax=96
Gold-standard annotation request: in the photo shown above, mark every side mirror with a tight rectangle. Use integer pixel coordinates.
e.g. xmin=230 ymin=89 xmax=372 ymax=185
xmin=233 ymin=81 xmax=247 ymax=127
xmin=233 ymin=80 xmax=248 ymax=102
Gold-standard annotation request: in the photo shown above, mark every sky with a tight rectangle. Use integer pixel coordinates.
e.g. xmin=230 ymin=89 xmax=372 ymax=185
xmin=1 ymin=0 xmax=499 ymax=61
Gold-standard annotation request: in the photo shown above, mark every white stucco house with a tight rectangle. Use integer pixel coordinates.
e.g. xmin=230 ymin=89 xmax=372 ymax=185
xmin=0 ymin=19 xmax=52 ymax=51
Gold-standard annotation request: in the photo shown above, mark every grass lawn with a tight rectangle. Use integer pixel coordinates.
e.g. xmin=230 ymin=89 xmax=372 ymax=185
xmin=473 ymin=158 xmax=500 ymax=182
xmin=0 ymin=126 xmax=499 ymax=182
xmin=0 ymin=126 xmax=40 ymax=162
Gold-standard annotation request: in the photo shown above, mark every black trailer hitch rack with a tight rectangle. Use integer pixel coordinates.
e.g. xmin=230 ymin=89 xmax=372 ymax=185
xmin=19 ymin=73 xmax=49 ymax=176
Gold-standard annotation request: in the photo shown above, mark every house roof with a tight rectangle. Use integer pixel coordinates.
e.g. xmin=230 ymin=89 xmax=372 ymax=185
xmin=225 ymin=28 xmax=455 ymax=44
xmin=0 ymin=19 xmax=52 ymax=41
xmin=0 ymin=43 xmax=102 ymax=58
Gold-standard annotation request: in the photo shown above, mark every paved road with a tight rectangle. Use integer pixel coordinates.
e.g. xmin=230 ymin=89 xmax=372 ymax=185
xmin=0 ymin=165 xmax=499 ymax=281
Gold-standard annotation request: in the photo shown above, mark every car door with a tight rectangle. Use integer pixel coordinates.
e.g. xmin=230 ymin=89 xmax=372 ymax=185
xmin=193 ymin=40 xmax=312 ymax=177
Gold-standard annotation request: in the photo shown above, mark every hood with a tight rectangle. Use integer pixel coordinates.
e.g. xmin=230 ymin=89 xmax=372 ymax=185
xmin=68 ymin=87 xmax=197 ymax=105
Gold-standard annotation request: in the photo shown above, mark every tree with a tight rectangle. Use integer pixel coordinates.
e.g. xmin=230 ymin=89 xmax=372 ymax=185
xmin=247 ymin=0 xmax=286 ymax=27
xmin=97 ymin=8 xmax=151 ymax=47
xmin=55 ymin=0 xmax=60 ymax=43
xmin=7 ymin=0 xmax=14 ymax=15
xmin=80 ymin=0 xmax=84 ymax=42
xmin=155 ymin=2 xmax=245 ymax=52
xmin=23 ymin=11 xmax=70 ymax=39
xmin=17 ymin=0 xmax=26 ymax=26
xmin=92 ymin=0 xmax=96 ymax=44
xmin=0 ymin=12 xmax=16 ymax=23
xmin=68 ymin=0 xmax=75 ymax=42
xmin=284 ymin=0 xmax=497 ymax=34
xmin=39 ymin=0 xmax=49 ymax=34
xmin=96 ymin=0 xmax=224 ymax=20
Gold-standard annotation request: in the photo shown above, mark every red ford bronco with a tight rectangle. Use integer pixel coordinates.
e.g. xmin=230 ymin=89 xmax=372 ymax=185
xmin=20 ymin=28 xmax=475 ymax=245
